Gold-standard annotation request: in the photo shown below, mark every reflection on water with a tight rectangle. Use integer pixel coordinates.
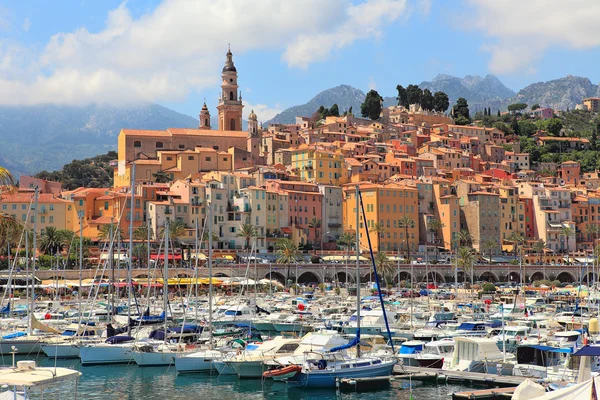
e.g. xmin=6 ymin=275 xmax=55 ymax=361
xmin=18 ymin=356 xmax=468 ymax=400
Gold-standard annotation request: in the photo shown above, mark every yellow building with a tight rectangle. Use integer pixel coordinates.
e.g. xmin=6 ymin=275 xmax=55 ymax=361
xmin=343 ymin=183 xmax=419 ymax=252
xmin=0 ymin=190 xmax=77 ymax=234
xmin=114 ymin=148 xmax=233 ymax=187
xmin=290 ymin=146 xmax=347 ymax=185
xmin=497 ymin=185 xmax=526 ymax=243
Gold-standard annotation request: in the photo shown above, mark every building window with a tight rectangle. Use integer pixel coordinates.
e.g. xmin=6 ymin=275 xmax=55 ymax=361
xmin=79 ymin=199 xmax=83 ymax=206
xmin=11 ymin=204 xmax=16 ymax=210
xmin=206 ymin=157 xmax=211 ymax=162
xmin=41 ymin=216 xmax=45 ymax=223
xmin=104 ymin=202 xmax=109 ymax=210
xmin=49 ymin=204 xmax=54 ymax=211
xmin=230 ymin=119 xmax=236 ymax=130
xmin=49 ymin=216 xmax=54 ymax=223
xmin=156 ymin=142 xmax=164 ymax=148
xmin=188 ymin=156 xmax=194 ymax=160
xmin=133 ymin=141 xmax=141 ymax=148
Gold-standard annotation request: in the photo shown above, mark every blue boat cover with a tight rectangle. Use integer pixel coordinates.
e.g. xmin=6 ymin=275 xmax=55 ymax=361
xmin=399 ymin=344 xmax=423 ymax=354
xmin=105 ymin=335 xmax=135 ymax=344
xmin=329 ymin=330 xmax=360 ymax=353
xmin=574 ymin=345 xmax=600 ymax=356
xmin=527 ymin=345 xmax=573 ymax=354
xmin=3 ymin=331 xmax=26 ymax=339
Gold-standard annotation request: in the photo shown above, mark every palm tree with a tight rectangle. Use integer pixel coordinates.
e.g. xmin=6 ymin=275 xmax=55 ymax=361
xmin=457 ymin=246 xmax=474 ymax=288
xmin=0 ymin=214 xmax=22 ymax=255
xmin=201 ymin=230 xmax=220 ymax=250
xmin=39 ymin=226 xmax=64 ymax=255
xmin=481 ymin=239 xmax=499 ymax=280
xmin=428 ymin=219 xmax=445 ymax=260
xmin=456 ymin=229 xmax=473 ymax=248
xmin=99 ymin=223 xmax=123 ymax=242
xmin=133 ymin=226 xmax=151 ymax=241
xmin=507 ymin=231 xmax=525 ymax=260
xmin=398 ymin=216 xmax=415 ymax=263
xmin=371 ymin=222 xmax=386 ymax=252
xmin=308 ymin=217 xmax=322 ymax=249
xmin=560 ymin=226 xmax=573 ymax=264
xmin=0 ymin=167 xmax=13 ymax=186
xmin=237 ymin=223 xmax=258 ymax=250
xmin=375 ymin=252 xmax=395 ymax=287
xmin=275 ymin=238 xmax=301 ymax=287
xmin=338 ymin=231 xmax=356 ymax=274
xmin=532 ymin=239 xmax=546 ymax=265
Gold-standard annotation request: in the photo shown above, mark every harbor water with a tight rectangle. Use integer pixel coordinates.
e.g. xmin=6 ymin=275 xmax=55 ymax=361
xmin=19 ymin=355 xmax=466 ymax=399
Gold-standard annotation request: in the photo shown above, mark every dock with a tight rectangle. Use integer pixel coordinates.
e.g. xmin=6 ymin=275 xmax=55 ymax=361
xmin=451 ymin=387 xmax=516 ymax=400
xmin=393 ymin=365 xmax=532 ymax=387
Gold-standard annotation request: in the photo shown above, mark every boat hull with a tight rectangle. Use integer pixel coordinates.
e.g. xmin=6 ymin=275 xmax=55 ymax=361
xmin=132 ymin=350 xmax=177 ymax=367
xmin=288 ymin=360 xmax=396 ymax=388
xmin=79 ymin=344 xmax=134 ymax=365
xmin=214 ymin=360 xmax=237 ymax=375
xmin=175 ymin=352 xmax=220 ymax=374
xmin=0 ymin=340 xmax=40 ymax=355
xmin=228 ymin=360 xmax=266 ymax=378
xmin=41 ymin=343 xmax=80 ymax=359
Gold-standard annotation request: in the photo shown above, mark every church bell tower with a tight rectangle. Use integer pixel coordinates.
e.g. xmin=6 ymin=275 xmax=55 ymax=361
xmin=217 ymin=46 xmax=243 ymax=131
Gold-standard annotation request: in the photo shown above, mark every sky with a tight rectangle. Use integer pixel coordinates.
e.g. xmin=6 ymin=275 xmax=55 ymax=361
xmin=1 ymin=0 xmax=600 ymax=121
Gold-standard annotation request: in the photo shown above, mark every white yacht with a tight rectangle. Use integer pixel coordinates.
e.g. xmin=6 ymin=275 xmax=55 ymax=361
xmin=225 ymin=336 xmax=301 ymax=378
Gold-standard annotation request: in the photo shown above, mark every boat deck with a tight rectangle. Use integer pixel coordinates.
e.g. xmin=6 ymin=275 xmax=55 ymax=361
xmin=393 ymin=365 xmax=532 ymax=387
xmin=451 ymin=387 xmax=516 ymax=400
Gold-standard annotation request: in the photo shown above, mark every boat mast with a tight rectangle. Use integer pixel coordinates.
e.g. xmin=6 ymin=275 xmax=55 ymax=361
xmin=109 ymin=220 xmax=114 ymax=317
xmin=29 ymin=187 xmax=38 ymax=336
xmin=194 ymin=218 xmax=199 ymax=323
xmin=127 ymin=162 xmax=136 ymax=332
xmin=78 ymin=211 xmax=83 ymax=321
xmin=164 ymin=220 xmax=169 ymax=344
xmin=208 ymin=202 xmax=214 ymax=348
xmin=355 ymin=185 xmax=360 ymax=358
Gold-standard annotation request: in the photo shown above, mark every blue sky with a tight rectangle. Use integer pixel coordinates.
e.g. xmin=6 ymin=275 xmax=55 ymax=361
xmin=1 ymin=0 xmax=599 ymax=120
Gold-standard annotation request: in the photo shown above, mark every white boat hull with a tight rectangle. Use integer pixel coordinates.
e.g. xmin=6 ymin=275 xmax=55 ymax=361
xmin=132 ymin=350 xmax=177 ymax=367
xmin=79 ymin=343 xmax=134 ymax=365
xmin=228 ymin=360 xmax=265 ymax=378
xmin=0 ymin=340 xmax=40 ymax=355
xmin=41 ymin=343 xmax=80 ymax=358
xmin=175 ymin=351 xmax=221 ymax=373
xmin=214 ymin=360 xmax=237 ymax=375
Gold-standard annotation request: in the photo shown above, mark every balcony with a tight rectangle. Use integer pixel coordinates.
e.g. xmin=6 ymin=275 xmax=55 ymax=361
xmin=164 ymin=208 xmax=172 ymax=215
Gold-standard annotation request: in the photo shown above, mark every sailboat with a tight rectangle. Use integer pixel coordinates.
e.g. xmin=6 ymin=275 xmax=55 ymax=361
xmin=175 ymin=208 xmax=226 ymax=373
xmin=285 ymin=185 xmax=397 ymax=388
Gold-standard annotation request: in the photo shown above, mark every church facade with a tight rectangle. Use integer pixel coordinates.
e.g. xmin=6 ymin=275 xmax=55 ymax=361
xmin=116 ymin=48 xmax=262 ymax=186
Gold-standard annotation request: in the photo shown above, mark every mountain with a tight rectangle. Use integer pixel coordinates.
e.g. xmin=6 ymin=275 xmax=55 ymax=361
xmin=509 ymin=75 xmax=599 ymax=111
xmin=418 ymin=74 xmax=515 ymax=111
xmin=268 ymin=85 xmax=367 ymax=124
xmin=0 ymin=103 xmax=199 ymax=177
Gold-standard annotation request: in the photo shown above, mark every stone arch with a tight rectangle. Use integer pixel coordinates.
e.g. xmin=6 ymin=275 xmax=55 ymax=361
xmin=214 ymin=272 xmax=229 ymax=278
xmin=265 ymin=272 xmax=286 ymax=285
xmin=177 ymin=273 xmax=191 ymax=278
xmin=361 ymin=272 xmax=374 ymax=283
xmin=297 ymin=271 xmax=320 ymax=285
xmin=557 ymin=271 xmax=575 ymax=283
xmin=457 ymin=271 xmax=471 ymax=283
xmin=507 ymin=271 xmax=520 ymax=283
xmin=479 ymin=271 xmax=499 ymax=282
xmin=424 ymin=271 xmax=445 ymax=284
xmin=582 ymin=272 xmax=595 ymax=284
xmin=395 ymin=271 xmax=412 ymax=283
xmin=529 ymin=271 xmax=546 ymax=282
xmin=134 ymin=273 xmax=149 ymax=278
xmin=230 ymin=118 xmax=236 ymax=130
xmin=335 ymin=271 xmax=354 ymax=283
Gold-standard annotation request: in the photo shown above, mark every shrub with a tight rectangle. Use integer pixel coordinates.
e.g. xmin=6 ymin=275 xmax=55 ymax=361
xmin=482 ymin=283 xmax=496 ymax=292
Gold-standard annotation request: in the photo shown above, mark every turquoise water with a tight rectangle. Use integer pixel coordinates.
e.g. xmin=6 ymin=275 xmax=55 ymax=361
xmin=22 ymin=356 xmax=467 ymax=399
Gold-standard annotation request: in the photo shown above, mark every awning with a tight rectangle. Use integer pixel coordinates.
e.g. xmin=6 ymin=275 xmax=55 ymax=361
xmin=149 ymin=254 xmax=183 ymax=260
xmin=572 ymin=257 xmax=595 ymax=263
xmin=189 ymin=252 xmax=207 ymax=260
xmin=526 ymin=344 xmax=573 ymax=354
xmin=100 ymin=253 xmax=130 ymax=262
xmin=574 ymin=345 xmax=600 ymax=356
xmin=322 ymin=255 xmax=368 ymax=262
xmin=281 ymin=227 xmax=292 ymax=234
xmin=482 ymin=256 xmax=512 ymax=263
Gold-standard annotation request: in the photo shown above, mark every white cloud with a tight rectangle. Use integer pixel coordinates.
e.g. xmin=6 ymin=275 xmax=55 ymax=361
xmin=0 ymin=0 xmax=413 ymax=106
xmin=465 ymin=0 xmax=600 ymax=74
xmin=368 ymin=76 xmax=377 ymax=90
xmin=243 ymin=101 xmax=283 ymax=122
xmin=22 ymin=17 xmax=30 ymax=32
xmin=0 ymin=6 xmax=11 ymax=31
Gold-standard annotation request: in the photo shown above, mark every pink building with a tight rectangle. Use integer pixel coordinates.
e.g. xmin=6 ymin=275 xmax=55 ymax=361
xmin=19 ymin=175 xmax=62 ymax=195
xmin=530 ymin=107 xmax=553 ymax=120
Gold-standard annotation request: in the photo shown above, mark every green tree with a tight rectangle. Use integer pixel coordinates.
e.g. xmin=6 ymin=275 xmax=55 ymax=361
xmin=433 ymin=91 xmax=449 ymax=113
xmin=457 ymin=247 xmax=474 ymax=286
xmin=428 ymin=219 xmax=445 ymax=260
xmin=507 ymin=103 xmax=528 ymax=113
xmin=0 ymin=166 xmax=14 ymax=186
xmin=456 ymin=229 xmax=473 ymax=248
xmin=396 ymin=85 xmax=408 ymax=108
xmin=481 ymin=239 xmax=499 ymax=263
xmin=398 ymin=216 xmax=415 ymax=262
xmin=421 ymin=89 xmax=434 ymax=111
xmin=338 ymin=231 xmax=356 ymax=265
xmin=518 ymin=119 xmax=538 ymax=137
xmin=497 ymin=110 xmax=501 ymax=117
xmin=511 ymin=117 xmax=520 ymax=135
xmin=406 ymin=84 xmax=423 ymax=105
xmin=308 ymin=217 xmax=322 ymax=249
xmin=542 ymin=118 xmax=563 ymax=136
xmin=39 ymin=226 xmax=65 ymax=255
xmin=153 ymin=170 xmax=171 ymax=184
xmin=236 ymin=223 xmax=258 ymax=250
xmin=99 ymin=223 xmax=123 ymax=242
xmin=532 ymin=239 xmax=546 ymax=265
xmin=374 ymin=252 xmax=395 ymax=286
xmin=329 ymin=104 xmax=340 ymax=117
xmin=133 ymin=226 xmax=151 ymax=241
xmin=531 ymin=104 xmax=540 ymax=110
xmin=275 ymin=238 xmax=301 ymax=264
xmin=0 ymin=215 xmax=21 ymax=256
xmin=508 ymin=231 xmax=525 ymax=259
xmin=361 ymin=90 xmax=383 ymax=120
xmin=453 ymin=98 xmax=470 ymax=121
xmin=371 ymin=222 xmax=386 ymax=252
xmin=560 ymin=226 xmax=573 ymax=262
xmin=593 ymin=119 xmax=600 ymax=150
